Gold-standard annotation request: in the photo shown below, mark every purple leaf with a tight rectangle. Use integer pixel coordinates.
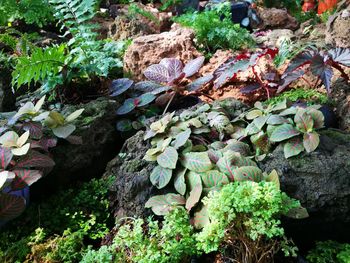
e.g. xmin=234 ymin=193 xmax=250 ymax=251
xmin=278 ymin=69 xmax=305 ymax=93
xmin=0 ymin=193 xmax=26 ymax=221
xmin=15 ymin=150 xmax=55 ymax=169
xmin=329 ymin=48 xmax=350 ymax=66
xmin=285 ymin=50 xmax=315 ymax=73
xmin=116 ymin=98 xmax=136 ymax=115
xmin=310 ymin=55 xmax=333 ymax=94
xmin=183 ymin=56 xmax=205 ymax=78
xmin=110 ymin=78 xmax=134 ymax=97
xmin=160 ymin=58 xmax=183 ymax=80
xmin=22 ymin=122 xmax=43 ymax=139
xmin=144 ymin=64 xmax=170 ymax=83
xmin=0 ymin=146 xmax=13 ymax=170
xmin=240 ymin=83 xmax=262 ymax=94
xmin=186 ymin=74 xmax=214 ymax=92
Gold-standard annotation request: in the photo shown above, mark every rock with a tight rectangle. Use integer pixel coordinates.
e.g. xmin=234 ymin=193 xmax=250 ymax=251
xmin=123 ymin=27 xmax=202 ymax=80
xmin=256 ymin=8 xmax=299 ymax=30
xmin=325 ymin=4 xmax=350 ymax=48
xmin=332 ymin=79 xmax=350 ymax=131
xmin=0 ymin=68 xmax=16 ymax=112
xmin=260 ymin=130 xmax=350 ymax=247
xmin=253 ymin=29 xmax=295 ymax=47
xmin=104 ymin=99 xmax=248 ymax=219
xmin=200 ymin=49 xmax=234 ymax=76
xmin=31 ymin=98 xmax=120 ymax=199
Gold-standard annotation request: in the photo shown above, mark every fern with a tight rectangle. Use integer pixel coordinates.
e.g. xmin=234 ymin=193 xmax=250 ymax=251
xmin=12 ymin=45 xmax=67 ymax=88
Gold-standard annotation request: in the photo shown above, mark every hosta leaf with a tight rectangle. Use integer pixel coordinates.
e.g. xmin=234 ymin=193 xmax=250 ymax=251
xmin=185 ymin=183 xmax=202 ymax=211
xmin=0 ymin=146 xmax=12 ymax=169
xmin=15 ymin=151 xmax=55 ymax=169
xmin=116 ymin=98 xmax=137 ymax=115
xmin=145 ymin=193 xmax=186 ymax=215
xmin=160 ymin=58 xmax=183 ymax=80
xmin=157 ymin=147 xmax=178 ymax=169
xmin=329 ymin=48 xmax=350 ymax=67
xmin=150 ymin=165 xmax=173 ymax=189
xmin=284 ymin=137 xmax=304 ymax=158
xmin=183 ymin=56 xmax=205 ymax=77
xmin=307 ymin=108 xmax=324 ymax=129
xmin=174 ymin=167 xmax=187 ymax=195
xmin=194 ymin=205 xmax=209 ymax=229
xmin=234 ymin=166 xmax=263 ymax=182
xmin=270 ymin=124 xmax=300 ymax=142
xmin=245 ymin=110 xmax=263 ymax=120
xmin=12 ymin=169 xmax=42 ymax=190
xmin=52 ymin=124 xmax=76 ymax=139
xmin=173 ymin=129 xmax=191 ymax=149
xmin=110 ymin=78 xmax=134 ymax=97
xmin=267 ymin=115 xmax=287 ymax=125
xmin=137 ymin=93 xmax=156 ymax=107
xmin=310 ymin=55 xmax=333 ymax=94
xmin=186 ymin=74 xmax=213 ymax=92
xmin=144 ymin=64 xmax=170 ymax=83
xmin=116 ymin=119 xmax=133 ymax=132
xmin=264 ymin=169 xmax=280 ymax=189
xmin=200 ymin=170 xmax=229 ymax=188
xmin=0 ymin=193 xmax=26 ymax=221
xmin=294 ymin=110 xmax=314 ymax=133
xmin=181 ymin=152 xmax=213 ymax=172
xmin=303 ymin=132 xmax=320 ymax=153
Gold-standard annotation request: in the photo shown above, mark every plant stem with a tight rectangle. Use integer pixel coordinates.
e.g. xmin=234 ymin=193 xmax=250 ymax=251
xmin=162 ymin=92 xmax=176 ymax=115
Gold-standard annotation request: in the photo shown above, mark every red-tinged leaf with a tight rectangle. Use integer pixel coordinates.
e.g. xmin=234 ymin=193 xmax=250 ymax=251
xmin=329 ymin=48 xmax=350 ymax=66
xmin=0 ymin=193 xmax=26 ymax=221
xmin=194 ymin=205 xmax=209 ymax=229
xmin=186 ymin=74 xmax=213 ymax=92
xmin=12 ymin=169 xmax=42 ymax=190
xmin=181 ymin=152 xmax=213 ymax=172
xmin=284 ymin=137 xmax=304 ymax=158
xmin=183 ymin=56 xmax=205 ymax=77
xmin=174 ymin=167 xmax=187 ymax=195
xmin=207 ymin=149 xmax=223 ymax=164
xmin=223 ymin=141 xmax=251 ymax=156
xmin=137 ymin=93 xmax=156 ymax=107
xmin=307 ymin=109 xmax=324 ymax=129
xmin=160 ymin=58 xmax=183 ymax=80
xmin=200 ymin=170 xmax=229 ymax=188
xmin=145 ymin=193 xmax=186 ymax=215
xmin=157 ymin=147 xmax=178 ymax=169
xmin=234 ymin=166 xmax=263 ymax=182
xmin=22 ymin=122 xmax=43 ymax=139
xmin=285 ymin=50 xmax=315 ymax=73
xmin=144 ymin=64 xmax=170 ymax=83
xmin=270 ymin=124 xmax=300 ymax=142
xmin=116 ymin=98 xmax=136 ymax=115
xmin=65 ymin=135 xmax=83 ymax=145
xmin=294 ymin=110 xmax=314 ymax=133
xmin=278 ymin=69 xmax=304 ymax=93
xmin=15 ymin=151 xmax=55 ymax=169
xmin=185 ymin=183 xmax=202 ymax=211
xmin=110 ymin=78 xmax=134 ymax=97
xmin=33 ymin=138 xmax=57 ymax=152
xmin=240 ymin=83 xmax=262 ymax=94
xmin=310 ymin=55 xmax=333 ymax=94
xmin=0 ymin=146 xmax=12 ymax=169
xmin=214 ymin=59 xmax=250 ymax=89
xmin=303 ymin=132 xmax=320 ymax=153
xmin=150 ymin=165 xmax=173 ymax=189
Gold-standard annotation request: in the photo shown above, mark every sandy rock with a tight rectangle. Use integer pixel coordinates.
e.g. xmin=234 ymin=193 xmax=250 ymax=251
xmin=254 ymin=29 xmax=295 ymax=47
xmin=325 ymin=4 xmax=350 ymax=48
xmin=256 ymin=8 xmax=299 ymax=30
xmin=123 ymin=27 xmax=202 ymax=80
xmin=200 ymin=49 xmax=234 ymax=76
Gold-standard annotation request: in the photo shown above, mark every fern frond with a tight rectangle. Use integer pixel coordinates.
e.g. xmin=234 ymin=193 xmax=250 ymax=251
xmin=12 ymin=44 xmax=67 ymax=88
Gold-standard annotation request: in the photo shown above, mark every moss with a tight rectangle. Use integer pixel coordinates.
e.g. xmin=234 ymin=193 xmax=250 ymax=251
xmin=320 ymin=130 xmax=350 ymax=145
xmin=125 ymin=159 xmax=144 ymax=173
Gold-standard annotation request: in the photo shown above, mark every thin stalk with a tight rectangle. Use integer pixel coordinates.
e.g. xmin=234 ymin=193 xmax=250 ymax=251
xmin=162 ymin=92 xmax=176 ymax=115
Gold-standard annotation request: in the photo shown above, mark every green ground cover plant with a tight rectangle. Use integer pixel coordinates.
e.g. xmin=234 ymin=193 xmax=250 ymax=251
xmin=307 ymin=241 xmax=350 ymax=263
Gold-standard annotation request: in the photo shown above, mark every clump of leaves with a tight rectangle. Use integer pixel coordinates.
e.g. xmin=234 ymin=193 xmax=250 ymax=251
xmin=232 ymin=99 xmax=325 ymax=159
xmin=307 ymin=240 xmax=350 ymax=263
xmin=175 ymin=6 xmax=255 ymax=53
xmin=82 ymin=207 xmax=198 ymax=263
xmin=196 ymin=181 xmax=300 ymax=262
xmin=110 ymin=57 xmax=212 ymax=130
xmin=0 ymin=96 xmax=83 ymax=221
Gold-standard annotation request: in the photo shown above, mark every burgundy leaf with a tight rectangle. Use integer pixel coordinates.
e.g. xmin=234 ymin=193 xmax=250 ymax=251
xmin=22 ymin=122 xmax=43 ymax=139
xmin=0 ymin=146 xmax=13 ymax=169
xmin=134 ymin=81 xmax=168 ymax=94
xmin=183 ymin=56 xmax=205 ymax=77
xmin=285 ymin=50 xmax=315 ymax=73
xmin=160 ymin=58 xmax=183 ymax=80
xmin=15 ymin=151 xmax=55 ymax=169
xmin=329 ymin=48 xmax=350 ymax=66
xmin=0 ymin=193 xmax=26 ymax=221
xmin=278 ymin=69 xmax=305 ymax=93
xmin=31 ymin=138 xmax=58 ymax=152
xmin=144 ymin=64 xmax=170 ymax=83
xmin=110 ymin=78 xmax=134 ymax=97
xmin=240 ymin=83 xmax=262 ymax=94
xmin=310 ymin=55 xmax=333 ymax=94
xmin=12 ymin=169 xmax=42 ymax=190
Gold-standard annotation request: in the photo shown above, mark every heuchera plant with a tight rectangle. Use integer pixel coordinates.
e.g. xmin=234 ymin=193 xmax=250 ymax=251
xmin=0 ymin=96 xmax=83 ymax=221
xmin=110 ymin=56 xmax=213 ymax=131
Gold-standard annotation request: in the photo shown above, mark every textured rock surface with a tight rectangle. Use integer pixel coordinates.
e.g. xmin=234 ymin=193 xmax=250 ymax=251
xmin=123 ymin=27 xmax=202 ymax=80
xmin=105 ymin=99 xmax=248 ymax=219
xmin=256 ymin=8 xmax=299 ymax=30
xmin=325 ymin=1 xmax=350 ymax=48
xmin=31 ymin=98 xmax=120 ymax=199
xmin=332 ymin=79 xmax=350 ymax=132
xmin=0 ymin=68 xmax=16 ymax=112
xmin=254 ymin=29 xmax=295 ymax=47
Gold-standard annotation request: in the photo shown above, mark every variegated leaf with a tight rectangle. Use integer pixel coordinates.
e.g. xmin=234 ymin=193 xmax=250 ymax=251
xmin=145 ymin=193 xmax=186 ymax=215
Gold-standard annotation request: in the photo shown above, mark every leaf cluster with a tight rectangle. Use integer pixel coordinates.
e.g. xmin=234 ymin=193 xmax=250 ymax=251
xmin=307 ymin=240 xmax=350 ymax=263
xmin=232 ymin=99 xmax=325 ymax=159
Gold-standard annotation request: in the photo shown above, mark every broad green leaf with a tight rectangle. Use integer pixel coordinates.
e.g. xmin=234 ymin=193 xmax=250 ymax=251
xmin=174 ymin=167 xmax=187 ymax=195
xmin=145 ymin=193 xmax=186 ymax=215
xmin=245 ymin=110 xmax=263 ymax=120
xmin=303 ymin=132 xmax=320 ymax=153
xmin=150 ymin=165 xmax=173 ymax=189
xmin=181 ymin=152 xmax=213 ymax=172
xmin=66 ymin=109 xmax=84 ymax=123
xmin=279 ymin=107 xmax=298 ymax=116
xmin=307 ymin=108 xmax=324 ymax=129
xmin=245 ymin=122 xmax=260 ymax=136
xmin=0 ymin=193 xmax=26 ymax=221
xmin=209 ymin=141 xmax=226 ymax=150
xmin=271 ymin=99 xmax=287 ymax=111
xmin=173 ymin=129 xmax=191 ymax=149
xmin=116 ymin=119 xmax=133 ymax=132
xmin=200 ymin=170 xmax=229 ymax=188
xmin=157 ymin=147 xmax=178 ymax=169
xmin=284 ymin=137 xmax=304 ymax=158
xmin=294 ymin=110 xmax=314 ymax=133
xmin=207 ymin=149 xmax=223 ymax=164
xmin=52 ymin=124 xmax=76 ymax=138
xmin=264 ymin=170 xmax=280 ymax=189
xmin=250 ymin=132 xmax=270 ymax=153
xmin=185 ymin=183 xmax=202 ymax=211
xmin=186 ymin=171 xmax=202 ymax=191
xmin=252 ymin=116 xmax=268 ymax=130
xmin=116 ymin=99 xmax=136 ymax=115
xmin=267 ymin=115 xmax=287 ymax=125
xmin=234 ymin=166 xmax=263 ymax=182
xmin=270 ymin=124 xmax=300 ymax=142
xmin=137 ymin=93 xmax=156 ymax=107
